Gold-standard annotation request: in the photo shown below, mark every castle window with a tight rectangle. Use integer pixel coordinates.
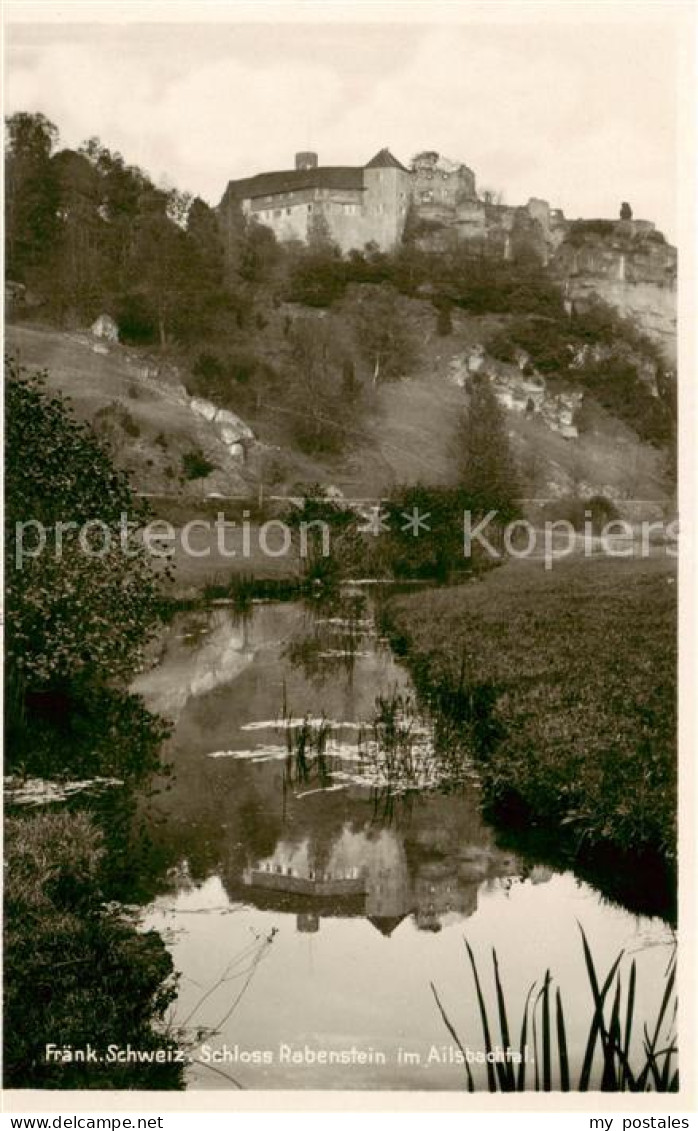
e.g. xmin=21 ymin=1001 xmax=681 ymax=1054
xmin=286 ymin=208 xmax=291 ymax=215
xmin=421 ymin=190 xmax=434 ymax=203
xmin=274 ymin=209 xmax=281 ymax=217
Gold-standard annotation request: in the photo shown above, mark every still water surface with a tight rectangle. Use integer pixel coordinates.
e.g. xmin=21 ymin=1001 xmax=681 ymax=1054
xmin=131 ymin=589 xmax=674 ymax=1090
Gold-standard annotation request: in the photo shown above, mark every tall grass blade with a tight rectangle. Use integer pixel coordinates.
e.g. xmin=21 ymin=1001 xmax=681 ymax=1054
xmin=492 ymin=948 xmax=516 ymax=1090
xmin=638 ymin=954 xmax=677 ymax=1091
xmin=516 ymin=982 xmax=536 ymax=1092
xmin=532 ymin=984 xmax=542 ymax=1091
xmin=431 ymin=981 xmax=474 ymax=1092
xmin=541 ymin=970 xmax=552 ymax=1092
xmin=556 ymin=987 xmax=570 ymax=1092
xmin=434 ymin=932 xmax=678 ymax=1094
xmin=649 ymin=954 xmax=677 ymax=1053
xmin=620 ymin=959 xmax=637 ymax=1091
xmin=605 ymin=976 xmax=623 ymax=1091
xmin=659 ymin=1042 xmax=678 ymax=1091
xmin=464 ymin=938 xmax=497 ymax=1092
xmin=578 ymin=924 xmax=624 ymax=1091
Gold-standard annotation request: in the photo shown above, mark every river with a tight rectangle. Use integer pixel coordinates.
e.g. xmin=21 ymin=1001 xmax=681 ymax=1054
xmin=128 ymin=586 xmax=674 ymax=1091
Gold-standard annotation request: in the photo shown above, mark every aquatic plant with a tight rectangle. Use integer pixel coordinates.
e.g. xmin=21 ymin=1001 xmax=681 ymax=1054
xmin=279 ymin=691 xmax=333 ymax=787
xmin=431 ymin=926 xmax=678 ymax=1092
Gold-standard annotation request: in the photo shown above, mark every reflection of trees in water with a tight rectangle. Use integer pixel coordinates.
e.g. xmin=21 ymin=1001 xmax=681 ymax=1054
xmin=5 ymin=687 xmax=186 ymax=1090
xmin=106 ymin=597 xmax=522 ymax=936
xmin=283 ymin=591 xmax=373 ymax=686
xmin=6 ymin=680 xmax=181 ymax=907
xmin=217 ymin=766 xmax=523 ymax=934
xmin=6 ymin=682 xmax=170 ymax=783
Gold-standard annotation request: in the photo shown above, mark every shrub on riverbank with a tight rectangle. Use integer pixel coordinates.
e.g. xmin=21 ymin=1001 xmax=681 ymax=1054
xmin=385 ymin=556 xmax=677 ymax=864
xmin=4 ymin=810 xmax=184 ymax=1089
xmin=5 ymin=359 xmax=166 ymax=693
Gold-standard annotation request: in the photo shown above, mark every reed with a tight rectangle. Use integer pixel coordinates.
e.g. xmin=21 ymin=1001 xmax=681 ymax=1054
xmin=431 ymin=926 xmax=678 ymax=1092
xmin=279 ymin=691 xmax=333 ymax=787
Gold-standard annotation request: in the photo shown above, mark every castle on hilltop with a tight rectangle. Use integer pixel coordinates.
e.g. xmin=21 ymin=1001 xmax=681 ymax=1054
xmin=219 ymin=147 xmax=414 ymax=253
xmin=218 ymin=146 xmax=677 ymax=355
xmin=217 ymin=146 xmax=577 ymax=258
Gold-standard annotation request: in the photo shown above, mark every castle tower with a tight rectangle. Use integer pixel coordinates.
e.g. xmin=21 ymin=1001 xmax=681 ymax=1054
xmin=295 ymin=151 xmax=318 ymax=171
xmin=363 ymin=148 xmax=412 ymax=249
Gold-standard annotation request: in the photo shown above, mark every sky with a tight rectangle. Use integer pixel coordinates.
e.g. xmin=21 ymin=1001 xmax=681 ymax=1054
xmin=3 ymin=7 xmax=682 ymax=239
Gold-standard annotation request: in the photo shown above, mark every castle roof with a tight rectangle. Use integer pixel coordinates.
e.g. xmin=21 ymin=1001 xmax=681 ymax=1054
xmin=225 ymin=166 xmax=365 ymax=200
xmin=365 ymin=148 xmax=410 ymax=172
xmin=367 ymin=914 xmax=409 ymax=936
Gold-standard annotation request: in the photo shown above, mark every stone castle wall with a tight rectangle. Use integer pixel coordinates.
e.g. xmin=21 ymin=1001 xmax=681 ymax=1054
xmin=220 ymin=150 xmax=677 ymax=354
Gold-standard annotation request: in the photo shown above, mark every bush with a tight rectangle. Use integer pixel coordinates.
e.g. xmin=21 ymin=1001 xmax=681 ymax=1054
xmin=567 ymin=219 xmax=617 ymax=245
xmin=485 ymin=304 xmax=674 ymax=447
xmin=4 ymin=811 xmax=183 ymax=1089
xmin=543 ymin=493 xmax=620 ymax=534
xmin=181 ymin=448 xmax=215 ymax=481
xmin=435 ymin=302 xmax=453 ymax=336
xmin=5 ymin=360 xmax=164 ymax=690
xmin=284 ymin=248 xmax=347 ymax=308
xmin=380 ymin=484 xmax=481 ymax=580
xmin=187 ymin=349 xmax=274 ymax=413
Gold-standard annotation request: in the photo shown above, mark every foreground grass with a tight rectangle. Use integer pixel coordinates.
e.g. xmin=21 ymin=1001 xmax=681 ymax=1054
xmin=385 ymin=555 xmax=677 ymax=868
xmin=4 ymin=811 xmax=184 ymax=1089
xmin=432 ymin=928 xmax=677 ymax=1092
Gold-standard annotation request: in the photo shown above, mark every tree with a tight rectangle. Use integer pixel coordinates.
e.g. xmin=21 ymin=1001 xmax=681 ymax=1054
xmin=383 ymin=484 xmax=477 ymax=580
xmin=353 ymin=284 xmax=417 ymax=383
xmin=435 ymin=301 xmax=453 ymax=336
xmin=5 ymin=112 xmax=61 ymax=281
xmin=184 ymin=196 xmax=232 ymax=337
xmin=239 ymin=217 xmax=281 ymax=285
xmin=459 ymin=376 xmax=520 ymax=518
xmin=5 ymin=359 xmax=165 ymax=691
xmin=48 ymin=148 xmax=105 ymax=320
xmin=130 ymin=191 xmax=194 ymax=346
xmin=307 ymin=206 xmax=337 ymax=253
xmin=78 ymin=138 xmax=152 ymax=295
xmin=284 ymin=318 xmax=357 ymax=453
xmin=620 ymin=201 xmax=633 ymax=221
xmin=284 ymin=213 xmax=345 ymax=308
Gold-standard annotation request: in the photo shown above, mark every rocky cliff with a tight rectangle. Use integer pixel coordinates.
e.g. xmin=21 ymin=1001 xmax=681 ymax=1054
xmin=410 ymin=155 xmax=677 ymax=362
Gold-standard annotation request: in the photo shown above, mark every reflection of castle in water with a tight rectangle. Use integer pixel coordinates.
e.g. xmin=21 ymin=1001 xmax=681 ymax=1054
xmin=242 ymin=822 xmax=525 ymax=935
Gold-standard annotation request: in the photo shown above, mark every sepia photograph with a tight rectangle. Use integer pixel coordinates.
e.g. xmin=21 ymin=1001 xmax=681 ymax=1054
xmin=2 ymin=0 xmax=694 ymax=1116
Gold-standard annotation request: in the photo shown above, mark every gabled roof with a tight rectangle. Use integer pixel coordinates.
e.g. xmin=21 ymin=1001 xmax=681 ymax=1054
xmin=365 ymin=148 xmax=410 ymax=173
xmin=225 ymin=166 xmax=365 ymax=201
xmin=367 ymin=914 xmax=409 ymax=937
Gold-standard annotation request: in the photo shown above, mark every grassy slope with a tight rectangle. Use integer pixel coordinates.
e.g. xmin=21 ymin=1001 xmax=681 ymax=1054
xmin=6 ymin=323 xmax=253 ymax=499
xmin=244 ymin=298 xmax=670 ymax=503
xmin=7 ymin=313 xmax=672 ymax=594
xmin=385 ymin=554 xmax=677 ymax=864
xmin=7 ymin=313 xmax=670 ymax=507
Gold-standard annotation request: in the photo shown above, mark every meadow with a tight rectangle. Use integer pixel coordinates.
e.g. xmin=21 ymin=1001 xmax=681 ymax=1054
xmin=385 ymin=554 xmax=677 ymax=874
